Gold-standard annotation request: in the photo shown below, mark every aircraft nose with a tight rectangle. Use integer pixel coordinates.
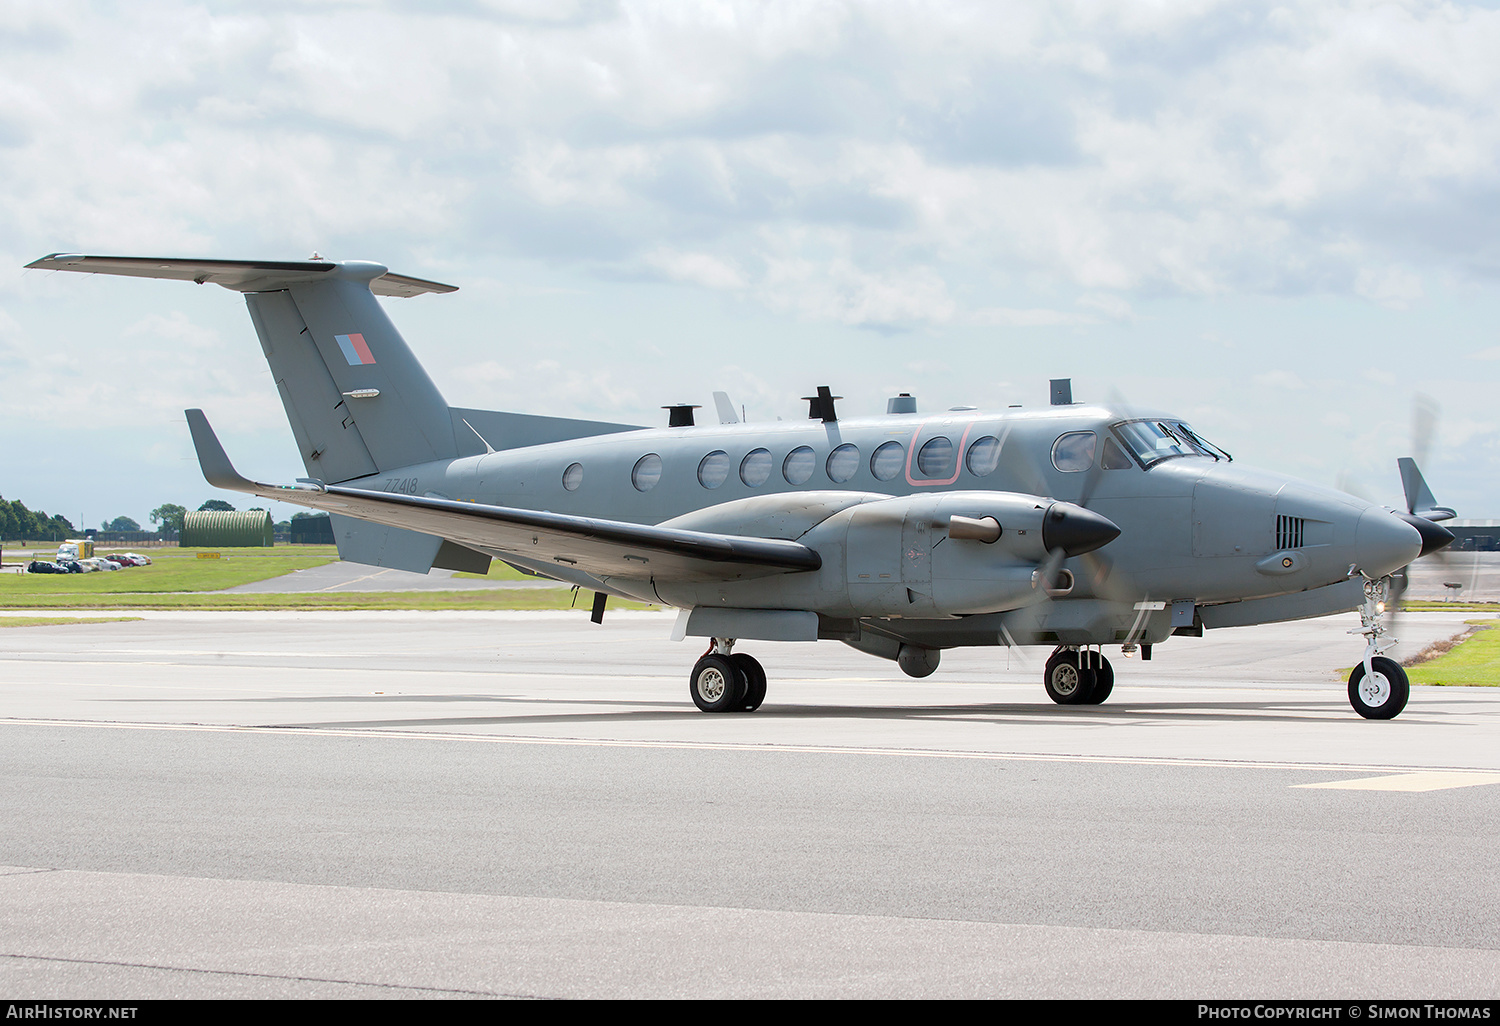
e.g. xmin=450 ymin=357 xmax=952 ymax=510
xmin=1042 ymin=502 xmax=1121 ymax=557
xmin=1353 ymin=507 xmax=1424 ymax=578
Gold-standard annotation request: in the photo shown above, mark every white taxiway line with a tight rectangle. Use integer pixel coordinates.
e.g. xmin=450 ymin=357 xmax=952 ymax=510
xmin=3 ymin=716 xmax=1499 ymax=784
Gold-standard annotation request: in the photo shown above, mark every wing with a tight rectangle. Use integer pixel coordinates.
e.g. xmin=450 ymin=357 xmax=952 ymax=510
xmin=186 ymin=409 xmax=820 ymax=583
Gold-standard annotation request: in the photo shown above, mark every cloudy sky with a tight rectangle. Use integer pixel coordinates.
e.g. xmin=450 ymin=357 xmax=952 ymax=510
xmin=5 ymin=0 xmax=1500 ymax=531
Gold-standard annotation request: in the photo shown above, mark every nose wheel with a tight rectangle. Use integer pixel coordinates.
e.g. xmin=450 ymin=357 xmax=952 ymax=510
xmin=689 ymin=639 xmax=767 ymax=713
xmin=1348 ymin=576 xmax=1410 ymax=719
xmin=1348 ymin=656 xmax=1409 ymax=720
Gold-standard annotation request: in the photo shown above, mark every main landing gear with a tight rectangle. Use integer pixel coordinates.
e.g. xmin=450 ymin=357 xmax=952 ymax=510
xmin=689 ymin=638 xmax=767 ymax=713
xmin=1346 ymin=576 xmax=1410 ymax=720
xmin=1043 ymin=646 xmax=1114 ymax=706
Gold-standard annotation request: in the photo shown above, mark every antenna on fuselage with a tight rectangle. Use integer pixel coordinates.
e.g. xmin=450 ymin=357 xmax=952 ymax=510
xmin=1050 ymin=379 xmax=1074 ymax=405
xmin=802 ymin=385 xmax=841 ymax=422
xmin=663 ymin=404 xmax=701 ymax=428
xmin=462 ymin=418 xmax=496 ymax=454
xmin=712 ymin=391 xmax=739 ymax=425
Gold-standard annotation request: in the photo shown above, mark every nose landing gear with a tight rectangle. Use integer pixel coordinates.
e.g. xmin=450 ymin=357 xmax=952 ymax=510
xmin=689 ymin=638 xmax=767 ymax=713
xmin=1347 ymin=576 xmax=1410 ymax=719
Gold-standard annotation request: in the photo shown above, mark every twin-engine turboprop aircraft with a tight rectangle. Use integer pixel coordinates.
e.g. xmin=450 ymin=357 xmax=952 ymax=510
xmin=28 ymin=254 xmax=1456 ymax=718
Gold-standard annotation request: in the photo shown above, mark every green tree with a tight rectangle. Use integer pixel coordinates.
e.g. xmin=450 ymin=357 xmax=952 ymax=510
xmin=198 ymin=500 xmax=236 ymax=512
xmin=102 ymin=516 xmax=141 ymax=532
xmin=10 ymin=501 xmax=38 ymax=540
xmin=44 ymin=514 xmax=75 ymax=539
xmin=150 ymin=504 xmax=187 ymax=533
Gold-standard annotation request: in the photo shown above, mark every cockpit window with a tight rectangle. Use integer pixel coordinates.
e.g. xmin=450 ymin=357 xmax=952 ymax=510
xmin=1101 ymin=437 xmax=1134 ymax=470
xmin=1051 ymin=431 xmax=1097 ymax=472
xmin=1113 ymin=420 xmax=1232 ymax=467
xmin=1176 ymin=423 xmax=1233 ymax=462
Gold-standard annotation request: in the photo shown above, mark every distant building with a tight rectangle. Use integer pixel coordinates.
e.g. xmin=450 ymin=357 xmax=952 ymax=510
xmin=180 ymin=510 xmax=274 ymax=548
xmin=289 ymin=514 xmax=335 ymax=545
xmin=1441 ymin=519 xmax=1500 ymax=552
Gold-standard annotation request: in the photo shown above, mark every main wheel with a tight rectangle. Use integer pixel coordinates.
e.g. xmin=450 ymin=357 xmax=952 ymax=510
xmin=730 ymin=653 xmax=767 ymax=711
xmin=1082 ymin=656 xmax=1114 ymax=704
xmin=1043 ymin=651 xmax=1096 ymax=705
xmin=1348 ymin=657 xmax=1410 ymax=720
xmin=690 ymin=654 xmax=746 ymax=713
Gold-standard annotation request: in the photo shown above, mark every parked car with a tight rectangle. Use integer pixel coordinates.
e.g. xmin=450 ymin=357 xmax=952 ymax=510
xmin=55 ymin=559 xmax=85 ymax=574
xmin=26 ymin=560 xmax=65 ymax=574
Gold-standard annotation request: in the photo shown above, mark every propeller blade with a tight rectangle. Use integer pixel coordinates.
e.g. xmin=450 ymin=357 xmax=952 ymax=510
xmin=1412 ymin=393 xmax=1438 ymax=469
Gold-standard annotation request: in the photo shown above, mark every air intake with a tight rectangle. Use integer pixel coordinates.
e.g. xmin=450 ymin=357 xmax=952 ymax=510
xmin=1276 ymin=515 xmax=1305 ymax=550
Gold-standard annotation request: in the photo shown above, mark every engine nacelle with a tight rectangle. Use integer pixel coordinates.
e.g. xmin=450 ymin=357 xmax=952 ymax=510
xmin=809 ymin=491 xmax=1063 ymax=617
xmin=650 ymin=490 xmax=1117 ymax=620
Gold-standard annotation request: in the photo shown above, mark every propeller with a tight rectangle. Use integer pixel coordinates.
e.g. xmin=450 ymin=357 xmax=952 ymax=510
xmin=1361 ymin=394 xmax=1459 ymax=660
xmin=992 ymin=395 xmax=1141 ymax=643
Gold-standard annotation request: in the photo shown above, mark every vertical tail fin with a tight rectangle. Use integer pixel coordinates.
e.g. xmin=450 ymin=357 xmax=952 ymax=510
xmin=248 ymin=262 xmax=458 ymax=481
xmin=1397 ymin=457 xmax=1456 ymax=522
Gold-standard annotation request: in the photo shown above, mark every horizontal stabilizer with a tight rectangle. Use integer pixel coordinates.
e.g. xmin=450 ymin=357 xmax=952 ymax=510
xmin=185 ymin=409 xmax=822 ymax=584
xmin=26 ymin=254 xmax=457 ymax=297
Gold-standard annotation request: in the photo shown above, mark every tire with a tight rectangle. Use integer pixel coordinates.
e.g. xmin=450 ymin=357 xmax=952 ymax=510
xmin=1348 ymin=657 xmax=1410 ymax=720
xmin=1043 ymin=651 xmax=1096 ymax=705
xmin=730 ymin=654 xmax=767 ymax=712
xmin=690 ymin=654 xmax=745 ymax=713
xmin=1083 ymin=656 xmax=1114 ymax=704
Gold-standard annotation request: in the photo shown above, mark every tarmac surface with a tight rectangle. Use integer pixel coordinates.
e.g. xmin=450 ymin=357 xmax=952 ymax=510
xmin=1 ymin=605 xmax=1498 ymax=999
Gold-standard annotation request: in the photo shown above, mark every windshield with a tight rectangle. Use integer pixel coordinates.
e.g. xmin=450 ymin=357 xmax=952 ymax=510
xmin=1113 ymin=420 xmax=1232 ymax=467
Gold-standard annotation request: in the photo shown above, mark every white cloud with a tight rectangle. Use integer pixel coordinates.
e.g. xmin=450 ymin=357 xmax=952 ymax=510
xmin=7 ymin=1 xmax=1500 ymax=518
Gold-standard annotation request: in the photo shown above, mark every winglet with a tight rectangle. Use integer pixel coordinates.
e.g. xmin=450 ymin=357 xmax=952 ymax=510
xmin=185 ymin=409 xmax=257 ymax=493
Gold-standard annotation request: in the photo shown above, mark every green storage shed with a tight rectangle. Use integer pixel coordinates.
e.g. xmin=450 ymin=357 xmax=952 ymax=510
xmin=180 ymin=510 xmax=275 ymax=548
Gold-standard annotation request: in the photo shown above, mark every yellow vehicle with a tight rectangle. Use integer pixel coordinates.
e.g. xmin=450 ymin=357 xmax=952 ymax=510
xmin=56 ymin=538 xmax=94 ymax=561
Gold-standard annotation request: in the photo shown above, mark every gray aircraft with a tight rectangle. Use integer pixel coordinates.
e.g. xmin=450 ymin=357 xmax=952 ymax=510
xmin=27 ymin=254 xmax=1457 ymax=719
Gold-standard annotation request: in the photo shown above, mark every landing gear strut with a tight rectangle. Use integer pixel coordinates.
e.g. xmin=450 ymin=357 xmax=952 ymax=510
xmin=1347 ymin=576 xmax=1410 ymax=719
xmin=689 ymin=638 xmax=767 ymax=713
xmin=1043 ymin=646 xmax=1114 ymax=706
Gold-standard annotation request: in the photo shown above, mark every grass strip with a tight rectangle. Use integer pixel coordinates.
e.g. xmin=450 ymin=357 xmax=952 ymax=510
xmin=1404 ymin=620 xmax=1500 ymax=687
xmin=1401 ymin=601 xmax=1500 ymax=612
xmin=0 ymin=589 xmax=659 ymax=612
xmin=1 ymin=549 xmax=337 ymax=595
xmin=0 ymin=616 xmax=144 ymax=628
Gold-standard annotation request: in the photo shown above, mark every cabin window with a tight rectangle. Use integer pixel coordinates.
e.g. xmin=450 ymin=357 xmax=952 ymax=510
xmin=632 ymin=453 xmax=663 ymax=491
xmin=870 ymin=440 xmax=904 ymax=481
xmin=826 ymin=443 xmax=859 ymax=483
xmin=741 ymin=448 xmax=772 ymax=487
xmin=783 ymin=446 xmax=816 ymax=485
xmin=966 ymin=435 xmax=1001 ymax=476
xmin=917 ymin=436 xmax=954 ymax=478
xmin=1051 ymin=431 xmax=1097 ymax=472
xmin=562 ymin=462 xmax=583 ymax=491
xmin=698 ymin=451 xmax=730 ymax=489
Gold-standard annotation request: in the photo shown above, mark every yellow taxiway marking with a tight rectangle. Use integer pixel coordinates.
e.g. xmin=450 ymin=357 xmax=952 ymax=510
xmin=1293 ymin=771 xmax=1500 ymax=792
